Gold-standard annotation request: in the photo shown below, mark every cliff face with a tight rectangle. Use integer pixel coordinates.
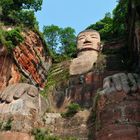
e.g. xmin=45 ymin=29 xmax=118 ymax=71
xmin=0 ymin=29 xmax=51 ymax=140
xmin=0 ymin=46 xmax=21 ymax=90
xmin=13 ymin=30 xmax=52 ymax=88
xmin=0 ymin=2 xmax=140 ymax=139
xmin=0 ymin=29 xmax=51 ymax=90
xmin=93 ymin=89 xmax=140 ymax=140
xmin=45 ymin=40 xmax=140 ymax=139
xmin=127 ymin=0 xmax=140 ymax=70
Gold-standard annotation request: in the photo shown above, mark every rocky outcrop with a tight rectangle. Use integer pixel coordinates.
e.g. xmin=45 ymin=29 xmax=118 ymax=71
xmin=0 ymin=132 xmax=34 ymax=140
xmin=0 ymin=83 xmax=48 ymax=133
xmin=0 ymin=29 xmax=51 ymax=90
xmin=93 ymin=90 xmax=140 ymax=140
xmin=13 ymin=31 xmax=51 ymax=88
xmin=0 ymin=49 xmax=21 ymax=90
xmin=0 ymin=27 xmax=51 ymax=139
xmin=127 ymin=0 xmax=140 ymax=70
xmin=43 ymin=110 xmax=90 ymax=139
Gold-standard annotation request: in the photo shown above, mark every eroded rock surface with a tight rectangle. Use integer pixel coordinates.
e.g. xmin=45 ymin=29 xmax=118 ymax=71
xmin=0 ymin=52 xmax=21 ymax=90
xmin=13 ymin=31 xmax=51 ymax=88
xmin=0 ymin=83 xmax=48 ymax=133
xmin=0 ymin=30 xmax=51 ymax=90
xmin=43 ymin=110 xmax=90 ymax=139
xmin=93 ymin=90 xmax=140 ymax=140
xmin=0 ymin=132 xmax=34 ymax=140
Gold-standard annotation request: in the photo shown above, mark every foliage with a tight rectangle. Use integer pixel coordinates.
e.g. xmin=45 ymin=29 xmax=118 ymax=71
xmin=32 ymin=128 xmax=60 ymax=140
xmin=0 ymin=0 xmax=42 ymax=15
xmin=0 ymin=28 xmax=24 ymax=53
xmin=0 ymin=118 xmax=13 ymax=131
xmin=86 ymin=0 xmax=128 ymax=42
xmin=61 ymin=103 xmax=81 ymax=118
xmin=112 ymin=0 xmax=128 ymax=38
xmin=43 ymin=25 xmax=76 ymax=60
xmin=86 ymin=12 xmax=113 ymax=41
xmin=32 ymin=128 xmax=78 ymax=140
xmin=8 ymin=10 xmax=39 ymax=29
xmin=43 ymin=25 xmax=60 ymax=55
xmin=59 ymin=27 xmax=76 ymax=57
xmin=0 ymin=0 xmax=42 ymax=29
xmin=132 ymin=0 xmax=140 ymax=6
xmin=41 ymin=62 xmax=70 ymax=97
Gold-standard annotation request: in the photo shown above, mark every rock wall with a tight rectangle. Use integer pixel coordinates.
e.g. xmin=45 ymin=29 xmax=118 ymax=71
xmin=0 ymin=47 xmax=21 ymax=90
xmin=0 ymin=29 xmax=52 ymax=90
xmin=13 ymin=31 xmax=52 ymax=88
xmin=43 ymin=110 xmax=90 ymax=139
xmin=0 ymin=29 xmax=51 ymax=140
xmin=93 ymin=90 xmax=140 ymax=140
xmin=127 ymin=0 xmax=140 ymax=70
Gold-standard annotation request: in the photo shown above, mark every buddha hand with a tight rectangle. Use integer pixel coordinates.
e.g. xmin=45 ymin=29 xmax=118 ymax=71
xmin=0 ymin=83 xmax=38 ymax=103
xmin=100 ymin=73 xmax=140 ymax=94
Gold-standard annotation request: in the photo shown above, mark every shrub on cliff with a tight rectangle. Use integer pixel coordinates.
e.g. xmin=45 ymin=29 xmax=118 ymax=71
xmin=0 ymin=28 xmax=24 ymax=53
xmin=32 ymin=128 xmax=60 ymax=140
xmin=61 ymin=103 xmax=81 ymax=118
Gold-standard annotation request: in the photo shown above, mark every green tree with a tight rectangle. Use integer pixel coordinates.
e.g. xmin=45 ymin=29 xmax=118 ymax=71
xmin=86 ymin=0 xmax=129 ymax=42
xmin=112 ymin=0 xmax=128 ymax=38
xmin=0 ymin=0 xmax=42 ymax=27
xmin=0 ymin=0 xmax=42 ymax=15
xmin=8 ymin=10 xmax=39 ymax=28
xmin=86 ymin=12 xmax=113 ymax=41
xmin=59 ymin=27 xmax=76 ymax=57
xmin=43 ymin=25 xmax=60 ymax=55
xmin=43 ymin=25 xmax=76 ymax=59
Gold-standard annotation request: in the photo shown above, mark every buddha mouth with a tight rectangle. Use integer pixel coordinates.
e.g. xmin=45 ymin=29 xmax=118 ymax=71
xmin=83 ymin=43 xmax=92 ymax=46
xmin=77 ymin=47 xmax=100 ymax=54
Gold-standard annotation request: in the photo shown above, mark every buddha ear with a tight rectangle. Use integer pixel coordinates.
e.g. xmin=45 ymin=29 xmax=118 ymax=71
xmin=97 ymin=42 xmax=103 ymax=52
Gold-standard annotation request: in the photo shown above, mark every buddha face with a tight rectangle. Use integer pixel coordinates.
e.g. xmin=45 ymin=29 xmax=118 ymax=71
xmin=77 ymin=30 xmax=100 ymax=51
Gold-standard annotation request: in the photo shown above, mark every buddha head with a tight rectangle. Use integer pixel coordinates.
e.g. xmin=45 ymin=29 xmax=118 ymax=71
xmin=77 ymin=29 xmax=101 ymax=56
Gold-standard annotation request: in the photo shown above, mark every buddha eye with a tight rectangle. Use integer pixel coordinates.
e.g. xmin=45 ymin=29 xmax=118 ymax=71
xmin=78 ymin=36 xmax=85 ymax=40
xmin=91 ymin=35 xmax=98 ymax=39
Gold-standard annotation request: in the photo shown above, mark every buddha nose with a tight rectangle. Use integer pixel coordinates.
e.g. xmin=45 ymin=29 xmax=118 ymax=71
xmin=85 ymin=36 xmax=90 ymax=41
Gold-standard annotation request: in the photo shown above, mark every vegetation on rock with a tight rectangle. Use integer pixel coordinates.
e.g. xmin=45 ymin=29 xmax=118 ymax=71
xmin=61 ymin=103 xmax=81 ymax=118
xmin=40 ymin=61 xmax=70 ymax=98
xmin=32 ymin=128 xmax=78 ymax=140
xmin=0 ymin=27 xmax=24 ymax=53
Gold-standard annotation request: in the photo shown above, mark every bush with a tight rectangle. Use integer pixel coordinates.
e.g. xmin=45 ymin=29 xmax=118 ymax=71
xmin=0 ymin=118 xmax=13 ymax=131
xmin=8 ymin=10 xmax=39 ymax=29
xmin=61 ymin=103 xmax=81 ymax=118
xmin=32 ymin=128 xmax=60 ymax=140
xmin=0 ymin=28 xmax=23 ymax=53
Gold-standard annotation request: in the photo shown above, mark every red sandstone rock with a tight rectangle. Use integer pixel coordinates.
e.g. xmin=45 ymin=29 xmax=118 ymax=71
xmin=94 ymin=90 xmax=140 ymax=140
xmin=0 ymin=132 xmax=34 ymax=140
xmin=0 ymin=30 xmax=51 ymax=90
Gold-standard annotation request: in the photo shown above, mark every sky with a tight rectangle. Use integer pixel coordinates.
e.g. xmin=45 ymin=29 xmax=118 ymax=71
xmin=35 ymin=0 xmax=118 ymax=35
